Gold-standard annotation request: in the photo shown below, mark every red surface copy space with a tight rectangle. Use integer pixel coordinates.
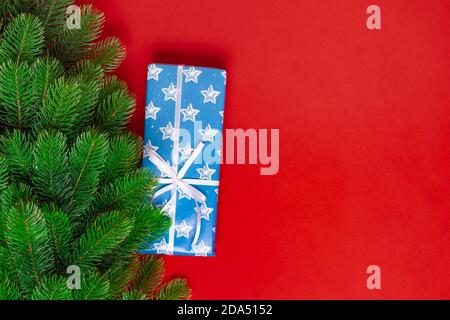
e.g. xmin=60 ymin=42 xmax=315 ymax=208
xmin=82 ymin=0 xmax=450 ymax=299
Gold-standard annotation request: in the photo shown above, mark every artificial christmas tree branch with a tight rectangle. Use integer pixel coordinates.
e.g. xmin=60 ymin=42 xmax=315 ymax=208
xmin=0 ymin=1 xmax=190 ymax=300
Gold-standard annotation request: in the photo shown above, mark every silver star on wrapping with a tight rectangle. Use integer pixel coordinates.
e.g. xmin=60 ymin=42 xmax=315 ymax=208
xmin=174 ymin=220 xmax=193 ymax=239
xmin=201 ymin=85 xmax=220 ymax=104
xmin=153 ymin=238 xmax=170 ymax=254
xmin=195 ymin=202 xmax=213 ymax=221
xmin=147 ymin=64 xmax=163 ymax=81
xmin=161 ymin=83 xmax=178 ymax=101
xmin=180 ymin=103 xmax=200 ymax=122
xmin=192 ymin=240 xmax=211 ymax=256
xmin=197 ymin=164 xmax=216 ymax=180
xmin=179 ymin=143 xmax=194 ymax=161
xmin=183 ymin=66 xmax=202 ymax=83
xmin=143 ymin=140 xmax=159 ymax=158
xmin=160 ymin=122 xmax=176 ymax=141
xmin=199 ymin=124 xmax=218 ymax=142
xmin=145 ymin=101 xmax=160 ymax=120
xmin=158 ymin=199 xmax=174 ymax=217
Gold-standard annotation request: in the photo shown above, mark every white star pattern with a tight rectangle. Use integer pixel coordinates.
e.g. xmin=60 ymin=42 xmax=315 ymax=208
xmin=153 ymin=238 xmax=170 ymax=254
xmin=143 ymin=140 xmax=159 ymax=158
xmin=199 ymin=124 xmax=218 ymax=142
xmin=147 ymin=64 xmax=163 ymax=81
xmin=180 ymin=103 xmax=200 ymax=122
xmin=161 ymin=83 xmax=178 ymax=101
xmin=179 ymin=143 xmax=193 ymax=161
xmin=158 ymin=200 xmax=174 ymax=217
xmin=160 ymin=122 xmax=176 ymax=141
xmin=192 ymin=240 xmax=210 ymax=256
xmin=183 ymin=67 xmax=202 ymax=83
xmin=145 ymin=101 xmax=160 ymax=120
xmin=174 ymin=220 xmax=193 ymax=239
xmin=178 ymin=189 xmax=191 ymax=200
xmin=197 ymin=164 xmax=216 ymax=180
xmin=201 ymin=85 xmax=220 ymax=104
xmin=195 ymin=203 xmax=213 ymax=221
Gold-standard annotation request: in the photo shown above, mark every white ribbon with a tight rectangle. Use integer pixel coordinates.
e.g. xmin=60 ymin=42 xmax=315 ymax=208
xmin=147 ymin=65 xmax=219 ymax=252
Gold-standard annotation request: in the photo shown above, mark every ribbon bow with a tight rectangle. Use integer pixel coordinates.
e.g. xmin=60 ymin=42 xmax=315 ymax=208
xmin=147 ymin=141 xmax=219 ymax=250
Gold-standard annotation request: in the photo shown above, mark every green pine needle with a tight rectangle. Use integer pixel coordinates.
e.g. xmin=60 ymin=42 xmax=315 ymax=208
xmin=33 ymin=56 xmax=64 ymax=104
xmin=95 ymin=86 xmax=136 ymax=135
xmin=101 ymin=132 xmax=143 ymax=186
xmin=130 ymin=255 xmax=164 ymax=296
xmin=31 ymin=275 xmax=72 ymax=300
xmin=42 ymin=205 xmax=73 ymax=270
xmin=72 ymin=210 xmax=134 ymax=270
xmin=0 ymin=60 xmax=36 ymax=128
xmin=38 ymin=77 xmax=81 ymax=136
xmin=90 ymin=37 xmax=126 ymax=73
xmin=0 ymin=3 xmax=189 ymax=300
xmin=5 ymin=202 xmax=54 ymax=297
xmin=72 ymin=272 xmax=110 ymax=300
xmin=154 ymin=278 xmax=191 ymax=300
xmin=93 ymin=168 xmax=153 ymax=214
xmin=0 ymin=14 xmax=44 ymax=63
xmin=66 ymin=130 xmax=109 ymax=218
xmin=51 ymin=4 xmax=104 ymax=65
xmin=0 ymin=155 xmax=8 ymax=191
xmin=32 ymin=130 xmax=69 ymax=203
xmin=34 ymin=0 xmax=73 ymax=43
xmin=0 ymin=130 xmax=33 ymax=180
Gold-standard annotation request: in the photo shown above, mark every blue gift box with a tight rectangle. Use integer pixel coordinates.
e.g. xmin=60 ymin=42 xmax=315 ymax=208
xmin=141 ymin=63 xmax=226 ymax=256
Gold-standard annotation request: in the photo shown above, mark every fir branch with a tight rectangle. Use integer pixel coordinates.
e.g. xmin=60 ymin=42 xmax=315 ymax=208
xmin=51 ymin=4 xmax=104 ymax=66
xmin=154 ymin=279 xmax=191 ymax=300
xmin=89 ymin=37 xmax=126 ymax=73
xmin=101 ymin=132 xmax=142 ymax=186
xmin=0 ymin=60 xmax=36 ymax=128
xmin=0 ymin=14 xmax=44 ymax=63
xmin=107 ymin=255 xmax=139 ymax=298
xmin=65 ymin=130 xmax=108 ymax=218
xmin=98 ymin=75 xmax=127 ymax=102
xmin=37 ymin=77 xmax=81 ymax=136
xmin=0 ymin=1 xmax=21 ymax=20
xmin=71 ymin=59 xmax=104 ymax=83
xmin=72 ymin=210 xmax=134 ymax=270
xmin=72 ymin=272 xmax=110 ymax=300
xmin=0 ymin=272 xmax=22 ymax=300
xmin=5 ymin=202 xmax=54 ymax=297
xmin=95 ymin=86 xmax=136 ymax=135
xmin=30 ymin=274 xmax=71 ymax=300
xmin=0 ymin=155 xmax=8 ymax=191
xmin=93 ymin=168 xmax=153 ymax=215
xmin=32 ymin=130 xmax=70 ymax=203
xmin=33 ymin=56 xmax=64 ymax=103
xmin=68 ymin=61 xmax=103 ymax=134
xmin=0 ymin=130 xmax=33 ymax=180
xmin=33 ymin=0 xmax=73 ymax=43
xmin=104 ymin=204 xmax=170 ymax=265
xmin=130 ymin=255 xmax=164 ymax=296
xmin=0 ymin=181 xmax=36 ymax=214
xmin=42 ymin=205 xmax=73 ymax=270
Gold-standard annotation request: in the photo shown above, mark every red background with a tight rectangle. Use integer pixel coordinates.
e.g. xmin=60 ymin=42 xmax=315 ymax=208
xmin=83 ymin=0 xmax=450 ymax=299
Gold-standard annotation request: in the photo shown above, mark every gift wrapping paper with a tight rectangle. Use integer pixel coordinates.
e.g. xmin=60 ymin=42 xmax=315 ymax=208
xmin=141 ymin=63 xmax=226 ymax=256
